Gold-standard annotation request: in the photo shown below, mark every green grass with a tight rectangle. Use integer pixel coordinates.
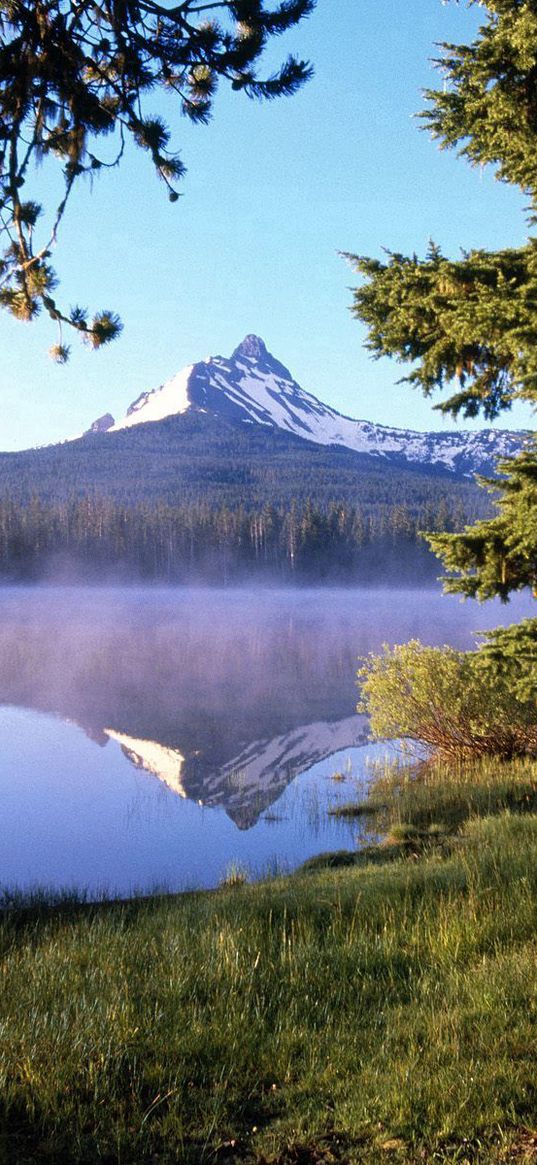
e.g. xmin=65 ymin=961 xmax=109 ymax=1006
xmin=327 ymin=800 xmax=377 ymax=818
xmin=2 ymin=759 xmax=537 ymax=1163
xmin=366 ymin=753 xmax=537 ymax=834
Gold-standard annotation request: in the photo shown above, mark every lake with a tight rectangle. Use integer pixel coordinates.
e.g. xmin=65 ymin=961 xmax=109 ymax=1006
xmin=0 ymin=585 xmax=532 ymax=897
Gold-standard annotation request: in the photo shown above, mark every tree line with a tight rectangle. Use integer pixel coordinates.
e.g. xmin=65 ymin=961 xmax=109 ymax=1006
xmin=0 ymin=494 xmax=469 ymax=584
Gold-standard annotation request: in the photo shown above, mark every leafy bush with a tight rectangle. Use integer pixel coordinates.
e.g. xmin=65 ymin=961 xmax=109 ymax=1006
xmin=358 ymin=640 xmax=537 ymax=759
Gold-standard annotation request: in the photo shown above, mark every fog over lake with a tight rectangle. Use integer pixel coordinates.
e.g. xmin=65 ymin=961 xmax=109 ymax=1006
xmin=0 ymin=585 xmax=532 ymax=896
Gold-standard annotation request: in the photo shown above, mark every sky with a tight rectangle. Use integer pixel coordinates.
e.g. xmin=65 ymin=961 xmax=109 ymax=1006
xmin=1 ymin=0 xmax=535 ymax=451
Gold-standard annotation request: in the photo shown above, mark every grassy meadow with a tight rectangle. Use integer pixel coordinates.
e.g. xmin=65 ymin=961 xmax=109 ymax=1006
xmin=2 ymin=756 xmax=537 ymax=1163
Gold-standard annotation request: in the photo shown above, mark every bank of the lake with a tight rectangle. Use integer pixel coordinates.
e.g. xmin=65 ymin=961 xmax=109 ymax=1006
xmin=2 ymin=754 xmax=537 ymax=1164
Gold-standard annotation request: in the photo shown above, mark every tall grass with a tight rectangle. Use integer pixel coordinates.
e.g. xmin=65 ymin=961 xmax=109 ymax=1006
xmin=1 ymin=759 xmax=537 ymax=1162
xmin=367 ymin=752 xmax=537 ymax=834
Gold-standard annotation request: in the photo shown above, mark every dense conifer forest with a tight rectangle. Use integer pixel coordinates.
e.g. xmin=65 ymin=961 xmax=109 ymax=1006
xmin=0 ymin=413 xmax=489 ymax=508
xmin=0 ymin=492 xmax=480 ymax=583
xmin=0 ymin=414 xmax=494 ymax=582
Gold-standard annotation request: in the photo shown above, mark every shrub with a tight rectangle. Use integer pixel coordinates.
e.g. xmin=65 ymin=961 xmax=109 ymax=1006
xmin=358 ymin=640 xmax=537 ymax=760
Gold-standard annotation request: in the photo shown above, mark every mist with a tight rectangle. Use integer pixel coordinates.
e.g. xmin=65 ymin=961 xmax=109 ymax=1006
xmin=0 ymin=583 xmax=532 ymax=756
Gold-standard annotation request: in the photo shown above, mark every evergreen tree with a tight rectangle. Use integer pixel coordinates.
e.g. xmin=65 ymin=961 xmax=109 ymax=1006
xmin=429 ymin=445 xmax=537 ymax=603
xmin=347 ymin=0 xmax=536 ymax=688
xmin=0 ymin=0 xmax=314 ymax=358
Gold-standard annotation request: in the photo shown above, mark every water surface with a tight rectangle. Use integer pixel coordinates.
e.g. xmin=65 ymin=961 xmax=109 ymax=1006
xmin=0 ymin=586 xmax=531 ymax=895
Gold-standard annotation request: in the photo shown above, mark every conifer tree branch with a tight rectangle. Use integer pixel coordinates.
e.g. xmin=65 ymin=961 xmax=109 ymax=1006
xmin=0 ymin=0 xmax=314 ymax=358
xmin=348 ymin=0 xmax=536 ymax=691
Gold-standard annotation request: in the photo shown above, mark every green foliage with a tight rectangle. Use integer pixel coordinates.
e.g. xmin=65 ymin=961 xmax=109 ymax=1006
xmin=479 ymin=617 xmax=537 ymax=703
xmin=348 ymin=0 xmax=536 ymax=685
xmin=358 ymin=640 xmax=537 ymax=759
xmin=421 ymin=1 xmax=537 ymax=202
xmin=427 ymin=439 xmax=537 ymax=599
xmin=347 ymin=242 xmax=537 ymax=419
xmin=0 ymin=0 xmax=314 ymax=356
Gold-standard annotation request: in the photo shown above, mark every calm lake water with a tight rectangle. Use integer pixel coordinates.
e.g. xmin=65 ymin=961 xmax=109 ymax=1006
xmin=0 ymin=585 xmax=532 ymax=897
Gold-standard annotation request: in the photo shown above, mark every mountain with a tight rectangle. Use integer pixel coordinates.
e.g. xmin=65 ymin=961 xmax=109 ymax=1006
xmin=83 ymin=334 xmax=524 ymax=477
xmin=0 ymin=336 xmax=523 ymax=524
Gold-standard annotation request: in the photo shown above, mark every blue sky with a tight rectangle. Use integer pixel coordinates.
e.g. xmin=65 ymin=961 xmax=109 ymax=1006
xmin=1 ymin=0 xmax=535 ymax=451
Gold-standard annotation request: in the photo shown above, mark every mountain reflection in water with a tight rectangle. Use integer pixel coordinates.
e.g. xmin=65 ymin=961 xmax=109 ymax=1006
xmin=0 ymin=586 xmax=378 ymax=827
xmin=104 ymin=715 xmax=368 ymax=829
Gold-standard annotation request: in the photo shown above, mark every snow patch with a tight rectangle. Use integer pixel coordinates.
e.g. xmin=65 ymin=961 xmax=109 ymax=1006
xmin=110 ymin=365 xmax=195 ymax=431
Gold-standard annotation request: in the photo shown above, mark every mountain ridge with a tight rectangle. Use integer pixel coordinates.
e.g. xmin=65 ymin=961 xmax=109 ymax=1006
xmin=80 ymin=333 xmax=525 ymax=477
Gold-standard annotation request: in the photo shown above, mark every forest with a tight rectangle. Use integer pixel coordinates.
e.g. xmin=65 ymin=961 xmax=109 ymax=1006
xmin=0 ymin=492 xmax=472 ymax=583
xmin=0 ymin=410 xmax=492 ymax=508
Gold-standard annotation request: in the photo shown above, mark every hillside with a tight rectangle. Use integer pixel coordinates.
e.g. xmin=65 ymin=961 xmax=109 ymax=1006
xmin=0 ymin=410 xmax=489 ymax=515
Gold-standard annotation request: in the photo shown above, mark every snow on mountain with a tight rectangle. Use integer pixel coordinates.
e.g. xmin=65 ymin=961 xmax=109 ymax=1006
xmin=212 ymin=713 xmax=369 ymax=829
xmin=86 ymin=334 xmax=525 ymax=474
xmin=109 ymin=365 xmax=195 ymax=431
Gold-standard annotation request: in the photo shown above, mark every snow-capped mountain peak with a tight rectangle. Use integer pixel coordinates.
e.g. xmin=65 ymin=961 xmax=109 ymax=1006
xmin=84 ymin=335 xmax=525 ymax=475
